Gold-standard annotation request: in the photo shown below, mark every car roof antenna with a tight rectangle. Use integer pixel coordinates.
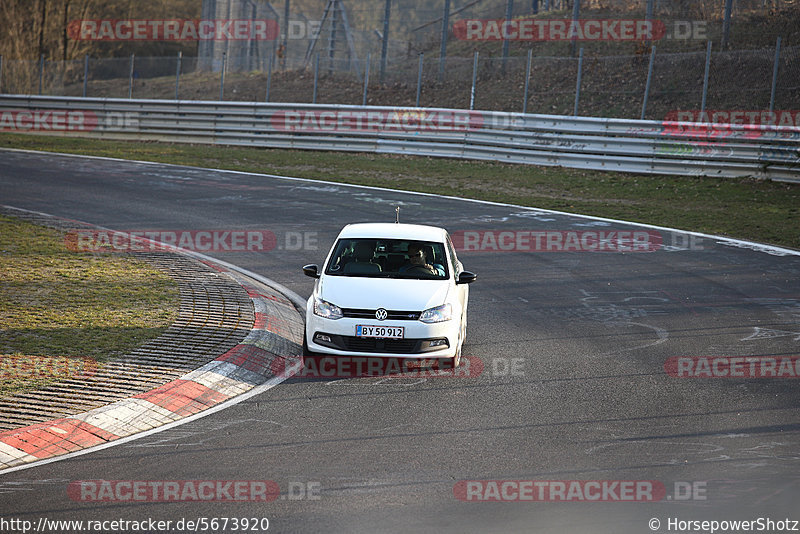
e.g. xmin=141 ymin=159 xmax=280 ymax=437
xmin=395 ymin=206 xmax=400 ymax=224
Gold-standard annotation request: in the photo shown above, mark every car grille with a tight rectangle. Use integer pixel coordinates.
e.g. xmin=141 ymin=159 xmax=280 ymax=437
xmin=340 ymin=336 xmax=419 ymax=353
xmin=341 ymin=308 xmax=421 ymax=321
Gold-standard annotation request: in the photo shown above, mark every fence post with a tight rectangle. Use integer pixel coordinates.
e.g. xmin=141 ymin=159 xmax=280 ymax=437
xmin=502 ymin=0 xmax=513 ymax=71
xmin=128 ymin=53 xmax=135 ymax=99
xmin=82 ymin=55 xmax=89 ymax=98
xmin=219 ymin=52 xmax=226 ymax=101
xmin=522 ymin=48 xmax=532 ymax=114
xmin=701 ymin=40 xmax=712 ymax=114
xmin=313 ymin=52 xmax=319 ymax=104
xmin=570 ymin=0 xmax=580 ymax=57
xmin=641 ymin=45 xmax=656 ymax=120
xmin=439 ymin=0 xmax=451 ymax=81
xmin=722 ymin=0 xmax=733 ymax=50
xmin=266 ymin=51 xmax=274 ymax=102
xmin=38 ymin=54 xmax=45 ymax=95
xmin=416 ymin=53 xmax=424 ymax=107
xmin=363 ymin=53 xmax=371 ymax=106
xmin=769 ymin=36 xmax=781 ymax=113
xmin=1 ymin=55 xmax=4 ymax=94
xmin=281 ymin=0 xmax=290 ymax=70
xmin=469 ymin=50 xmax=478 ymax=110
xmin=573 ymin=47 xmax=583 ymax=116
xmin=175 ymin=51 xmax=182 ymax=100
xmin=379 ymin=0 xmax=391 ymax=83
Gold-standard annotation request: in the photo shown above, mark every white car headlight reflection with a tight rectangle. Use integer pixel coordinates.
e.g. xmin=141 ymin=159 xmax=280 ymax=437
xmin=313 ymin=297 xmax=343 ymax=320
xmin=419 ymin=303 xmax=452 ymax=323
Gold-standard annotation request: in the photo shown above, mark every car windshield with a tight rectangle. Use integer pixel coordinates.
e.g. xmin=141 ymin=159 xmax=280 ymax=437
xmin=324 ymin=238 xmax=449 ymax=279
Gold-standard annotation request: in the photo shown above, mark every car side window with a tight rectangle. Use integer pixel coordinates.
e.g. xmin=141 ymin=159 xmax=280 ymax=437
xmin=446 ymin=234 xmax=461 ymax=276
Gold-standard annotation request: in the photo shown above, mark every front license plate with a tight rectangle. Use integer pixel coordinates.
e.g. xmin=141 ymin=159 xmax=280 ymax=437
xmin=356 ymin=325 xmax=405 ymax=339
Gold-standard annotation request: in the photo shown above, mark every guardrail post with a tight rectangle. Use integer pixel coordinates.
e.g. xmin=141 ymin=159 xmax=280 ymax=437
xmin=362 ymin=53 xmax=371 ymax=106
xmin=522 ymin=48 xmax=532 ymax=114
xmin=573 ymin=47 xmax=583 ymax=116
xmin=219 ymin=52 xmax=226 ymax=101
xmin=175 ymin=51 xmax=182 ymax=100
xmin=769 ymin=36 xmax=781 ymax=113
xmin=469 ymin=50 xmax=478 ymax=111
xmin=265 ymin=51 xmax=274 ymax=102
xmin=38 ymin=54 xmax=45 ymax=95
xmin=438 ymin=0 xmax=451 ymax=81
xmin=416 ymin=53 xmax=424 ymax=107
xmin=128 ymin=53 xmax=135 ymax=99
xmin=700 ymin=40 xmax=712 ymax=114
xmin=641 ymin=45 xmax=656 ymax=120
xmin=313 ymin=52 xmax=320 ymax=104
xmin=82 ymin=55 xmax=89 ymax=98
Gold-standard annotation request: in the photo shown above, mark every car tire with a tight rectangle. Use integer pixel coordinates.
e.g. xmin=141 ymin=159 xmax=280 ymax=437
xmin=440 ymin=332 xmax=463 ymax=370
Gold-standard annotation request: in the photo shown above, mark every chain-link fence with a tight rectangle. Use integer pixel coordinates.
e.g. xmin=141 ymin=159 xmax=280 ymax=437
xmin=2 ymin=43 xmax=797 ymax=121
xmin=1 ymin=0 xmax=798 ymax=121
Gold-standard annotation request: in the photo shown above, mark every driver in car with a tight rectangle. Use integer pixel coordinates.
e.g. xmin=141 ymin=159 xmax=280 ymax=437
xmin=399 ymin=242 xmax=445 ymax=276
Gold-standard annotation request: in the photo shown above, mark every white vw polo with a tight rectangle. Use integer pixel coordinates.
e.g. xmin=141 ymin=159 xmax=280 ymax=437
xmin=302 ymin=223 xmax=477 ymax=367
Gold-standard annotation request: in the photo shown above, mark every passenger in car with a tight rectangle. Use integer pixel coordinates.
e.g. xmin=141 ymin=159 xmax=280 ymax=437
xmin=399 ymin=242 xmax=445 ymax=276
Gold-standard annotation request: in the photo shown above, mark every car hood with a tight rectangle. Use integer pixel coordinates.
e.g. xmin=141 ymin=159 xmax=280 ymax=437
xmin=318 ymin=276 xmax=451 ymax=311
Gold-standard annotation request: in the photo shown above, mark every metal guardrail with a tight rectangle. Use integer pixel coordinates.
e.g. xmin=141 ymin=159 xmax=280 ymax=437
xmin=1 ymin=95 xmax=798 ymax=182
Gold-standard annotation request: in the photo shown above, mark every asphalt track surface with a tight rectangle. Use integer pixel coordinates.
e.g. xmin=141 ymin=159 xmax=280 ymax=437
xmin=1 ymin=149 xmax=799 ymax=533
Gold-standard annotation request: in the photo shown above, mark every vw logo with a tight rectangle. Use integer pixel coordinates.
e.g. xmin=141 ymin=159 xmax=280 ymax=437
xmin=375 ymin=308 xmax=388 ymax=321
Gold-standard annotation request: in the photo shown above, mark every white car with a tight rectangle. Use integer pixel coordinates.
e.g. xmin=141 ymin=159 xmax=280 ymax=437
xmin=302 ymin=223 xmax=476 ymax=367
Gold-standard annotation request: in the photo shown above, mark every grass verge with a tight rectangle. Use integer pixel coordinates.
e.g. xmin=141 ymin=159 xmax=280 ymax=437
xmin=0 ymin=214 xmax=180 ymax=395
xmin=1 ymin=133 xmax=798 ymax=250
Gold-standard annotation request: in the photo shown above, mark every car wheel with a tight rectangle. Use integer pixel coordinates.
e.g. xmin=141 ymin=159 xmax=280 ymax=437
xmin=452 ymin=343 xmax=462 ymax=368
xmin=440 ymin=333 xmax=462 ymax=370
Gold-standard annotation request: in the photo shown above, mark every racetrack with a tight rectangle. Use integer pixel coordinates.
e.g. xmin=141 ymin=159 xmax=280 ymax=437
xmin=1 ymin=149 xmax=799 ymax=533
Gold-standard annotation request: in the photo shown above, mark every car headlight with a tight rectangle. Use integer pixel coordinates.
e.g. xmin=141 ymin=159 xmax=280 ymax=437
xmin=313 ymin=297 xmax=343 ymax=320
xmin=419 ymin=303 xmax=452 ymax=323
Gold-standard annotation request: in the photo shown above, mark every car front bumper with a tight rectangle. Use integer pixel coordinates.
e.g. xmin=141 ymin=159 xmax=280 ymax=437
xmin=305 ymin=309 xmax=459 ymax=359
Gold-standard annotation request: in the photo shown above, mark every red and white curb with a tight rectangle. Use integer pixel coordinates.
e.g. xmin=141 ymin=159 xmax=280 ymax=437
xmin=0 ymin=260 xmax=304 ymax=471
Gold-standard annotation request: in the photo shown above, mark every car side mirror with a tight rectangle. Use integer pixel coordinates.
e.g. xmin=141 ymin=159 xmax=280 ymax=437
xmin=303 ymin=264 xmax=320 ymax=278
xmin=456 ymin=271 xmax=477 ymax=284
